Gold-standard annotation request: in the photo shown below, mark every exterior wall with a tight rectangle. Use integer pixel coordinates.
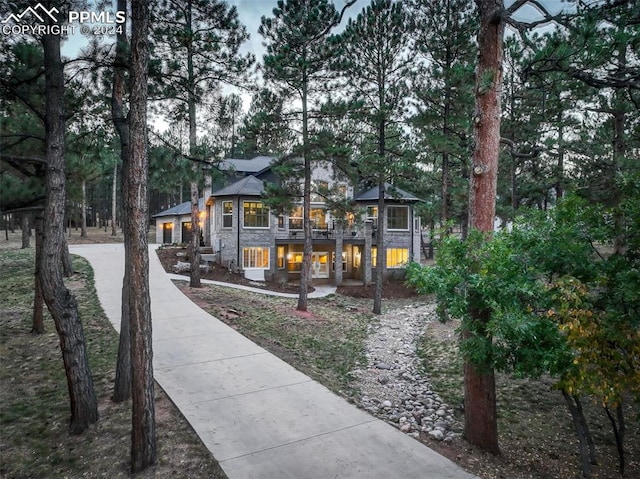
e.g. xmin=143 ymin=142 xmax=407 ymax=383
xmin=155 ymin=215 xmax=188 ymax=244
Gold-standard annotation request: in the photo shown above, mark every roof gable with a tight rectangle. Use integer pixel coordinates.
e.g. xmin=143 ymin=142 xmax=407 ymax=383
xmin=212 ymin=175 xmax=264 ymax=197
xmin=354 ymin=183 xmax=421 ymax=202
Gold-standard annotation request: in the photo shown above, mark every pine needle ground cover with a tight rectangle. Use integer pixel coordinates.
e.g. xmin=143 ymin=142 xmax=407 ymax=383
xmin=0 ymin=238 xmax=226 ymax=479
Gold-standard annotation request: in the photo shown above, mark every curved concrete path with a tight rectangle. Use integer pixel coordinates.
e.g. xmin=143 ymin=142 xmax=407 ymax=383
xmin=70 ymin=243 xmax=476 ymax=479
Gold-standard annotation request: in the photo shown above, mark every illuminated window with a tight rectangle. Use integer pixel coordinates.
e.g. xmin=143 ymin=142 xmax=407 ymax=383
xmin=222 ymin=201 xmax=233 ymax=228
xmin=289 ymin=206 xmax=303 ymax=230
xmin=277 ymin=246 xmax=285 ymax=269
xmin=310 ymin=207 xmax=327 ymax=229
xmin=371 ymin=246 xmax=377 ymax=267
xmin=243 ymin=247 xmax=269 ymax=269
xmin=366 ymin=206 xmax=378 ymax=228
xmin=387 ymin=206 xmax=409 ymax=230
xmin=243 ymin=201 xmax=270 ymax=228
xmin=387 ymin=248 xmax=409 ymax=268
xmin=287 ymin=251 xmax=303 ymax=271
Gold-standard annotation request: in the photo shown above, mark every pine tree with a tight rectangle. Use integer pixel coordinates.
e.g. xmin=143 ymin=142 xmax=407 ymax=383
xmin=332 ymin=0 xmax=412 ymax=314
xmin=260 ymin=0 xmax=353 ymax=311
xmin=153 ymin=0 xmax=253 ymax=287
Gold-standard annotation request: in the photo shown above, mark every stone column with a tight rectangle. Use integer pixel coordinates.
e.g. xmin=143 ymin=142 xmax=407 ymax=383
xmin=364 ymin=220 xmax=373 ymax=286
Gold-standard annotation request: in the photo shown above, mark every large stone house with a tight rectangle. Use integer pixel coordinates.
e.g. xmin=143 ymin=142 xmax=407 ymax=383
xmin=153 ymin=156 xmax=422 ymax=284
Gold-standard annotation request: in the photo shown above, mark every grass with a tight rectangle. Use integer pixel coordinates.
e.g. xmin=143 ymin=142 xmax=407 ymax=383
xmin=0 ymin=243 xmax=227 ymax=479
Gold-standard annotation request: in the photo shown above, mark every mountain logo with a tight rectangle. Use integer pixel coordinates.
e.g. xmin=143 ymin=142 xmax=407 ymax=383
xmin=1 ymin=3 xmax=60 ymax=24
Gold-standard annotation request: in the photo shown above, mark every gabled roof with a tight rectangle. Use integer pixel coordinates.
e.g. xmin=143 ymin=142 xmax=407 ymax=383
xmin=212 ymin=175 xmax=264 ymax=197
xmin=152 ymin=197 xmax=205 ymax=218
xmin=354 ymin=183 xmax=421 ymax=202
xmin=219 ymin=156 xmax=275 ymax=174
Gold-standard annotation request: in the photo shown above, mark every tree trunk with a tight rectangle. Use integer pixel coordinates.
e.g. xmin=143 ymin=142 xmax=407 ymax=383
xmin=298 ymin=69 xmax=311 ymax=312
xmin=111 ymin=163 xmax=118 ymax=236
xmin=463 ymin=0 xmax=505 ymax=455
xmin=21 ymin=214 xmax=30 ymax=248
xmin=41 ymin=28 xmax=98 ymax=435
xmin=605 ymin=403 xmax=626 ymax=476
xmin=187 ymin=2 xmax=201 ymax=289
xmin=373 ymin=182 xmax=385 ymax=315
xmin=128 ymin=1 xmax=156 ymax=471
xmin=111 ymin=0 xmax=132 ymax=403
xmin=32 ymin=211 xmax=44 ymax=334
xmin=80 ymin=178 xmax=87 ymax=238
xmin=61 ymin=234 xmax=73 ymax=277
xmin=562 ymin=391 xmax=597 ymax=477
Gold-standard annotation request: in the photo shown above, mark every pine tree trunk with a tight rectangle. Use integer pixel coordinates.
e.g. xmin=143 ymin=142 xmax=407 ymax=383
xmin=41 ymin=28 xmax=98 ymax=435
xmin=128 ymin=1 xmax=156 ymax=471
xmin=80 ymin=179 xmax=87 ymax=238
xmin=298 ymin=70 xmax=311 ymax=312
xmin=32 ymin=211 xmax=44 ymax=334
xmin=21 ymin=214 xmax=30 ymax=248
xmin=373 ymin=182 xmax=385 ymax=315
xmin=463 ymin=0 xmax=505 ymax=456
xmin=187 ymin=3 xmax=201 ymax=289
xmin=111 ymin=0 xmax=132 ymax=402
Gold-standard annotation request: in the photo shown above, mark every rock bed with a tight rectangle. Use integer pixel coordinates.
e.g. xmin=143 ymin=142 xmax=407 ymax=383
xmin=349 ymin=302 xmax=463 ymax=442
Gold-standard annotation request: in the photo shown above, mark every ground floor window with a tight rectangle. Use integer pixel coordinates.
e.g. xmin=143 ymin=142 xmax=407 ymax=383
xmin=287 ymin=251 xmax=303 ymax=271
xmin=371 ymin=247 xmax=408 ymax=268
xmin=387 ymin=248 xmax=409 ymax=268
xmin=332 ymin=251 xmax=347 ymax=272
xmin=277 ymin=246 xmax=285 ymax=269
xmin=243 ymin=247 xmax=269 ymax=269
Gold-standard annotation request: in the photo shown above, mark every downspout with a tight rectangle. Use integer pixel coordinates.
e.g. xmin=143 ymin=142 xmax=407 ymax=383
xmin=237 ymin=198 xmax=241 ymax=270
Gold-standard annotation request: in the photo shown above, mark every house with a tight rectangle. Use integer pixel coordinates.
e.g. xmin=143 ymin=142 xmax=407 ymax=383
xmin=153 ymin=156 xmax=422 ymax=284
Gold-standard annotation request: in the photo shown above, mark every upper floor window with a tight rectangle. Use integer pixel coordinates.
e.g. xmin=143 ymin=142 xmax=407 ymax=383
xmin=289 ymin=206 xmax=303 ymax=230
xmin=387 ymin=206 xmax=409 ymax=230
xmin=222 ymin=201 xmax=233 ymax=228
xmin=243 ymin=201 xmax=270 ymax=228
xmin=366 ymin=206 xmax=378 ymax=228
xmin=310 ymin=207 xmax=327 ymax=229
xmin=311 ymin=181 xmax=329 ymax=203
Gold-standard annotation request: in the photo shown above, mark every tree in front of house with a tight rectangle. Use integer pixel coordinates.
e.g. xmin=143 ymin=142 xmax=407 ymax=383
xmin=331 ymin=0 xmax=412 ymax=314
xmin=260 ymin=0 xmax=354 ymax=312
xmin=409 ymin=0 xmax=476 ymax=235
xmin=153 ymin=0 xmax=253 ymax=288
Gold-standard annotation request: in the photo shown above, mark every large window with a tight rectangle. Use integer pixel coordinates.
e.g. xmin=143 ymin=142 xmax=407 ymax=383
xmin=243 ymin=201 xmax=270 ymax=228
xmin=222 ymin=201 xmax=233 ymax=228
xmin=387 ymin=206 xmax=409 ymax=230
xmin=387 ymin=248 xmax=409 ymax=268
xmin=277 ymin=246 xmax=285 ymax=269
xmin=289 ymin=206 xmax=303 ymax=230
xmin=370 ymin=247 xmax=408 ymax=268
xmin=243 ymin=247 xmax=269 ymax=269
xmin=310 ymin=207 xmax=327 ymax=229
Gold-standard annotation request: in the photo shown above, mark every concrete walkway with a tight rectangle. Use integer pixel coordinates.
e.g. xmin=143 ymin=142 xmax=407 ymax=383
xmin=70 ymin=243 xmax=475 ymax=479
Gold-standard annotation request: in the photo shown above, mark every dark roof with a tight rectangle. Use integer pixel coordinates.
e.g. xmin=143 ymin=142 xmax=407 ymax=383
xmin=219 ymin=156 xmax=275 ymax=174
xmin=212 ymin=175 xmax=264 ymax=197
xmin=354 ymin=183 xmax=421 ymax=202
xmin=152 ymin=197 xmax=204 ymax=218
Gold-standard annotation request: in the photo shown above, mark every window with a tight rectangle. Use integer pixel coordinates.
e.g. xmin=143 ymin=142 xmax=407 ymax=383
xmin=277 ymin=246 xmax=285 ymax=269
xmin=331 ymin=252 xmax=347 ymax=272
xmin=243 ymin=201 xmax=270 ymax=228
xmin=222 ymin=201 xmax=233 ymax=228
xmin=366 ymin=206 xmax=378 ymax=228
xmin=370 ymin=247 xmax=408 ymax=268
xmin=289 ymin=206 xmax=303 ymax=230
xmin=243 ymin=247 xmax=269 ymax=269
xmin=387 ymin=248 xmax=409 ymax=268
xmin=278 ymin=215 xmax=285 ymax=229
xmin=287 ymin=251 xmax=303 ymax=271
xmin=310 ymin=207 xmax=327 ymax=229
xmin=387 ymin=206 xmax=409 ymax=230
xmin=311 ymin=181 xmax=329 ymax=202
